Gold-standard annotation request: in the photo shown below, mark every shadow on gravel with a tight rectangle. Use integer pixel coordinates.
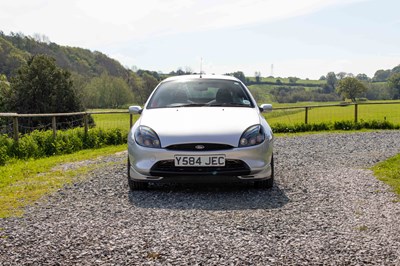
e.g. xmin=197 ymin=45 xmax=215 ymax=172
xmin=128 ymin=183 xmax=289 ymax=211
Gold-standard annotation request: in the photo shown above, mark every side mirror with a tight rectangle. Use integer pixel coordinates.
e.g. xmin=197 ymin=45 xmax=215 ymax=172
xmin=259 ymin=104 xmax=272 ymax=113
xmin=129 ymin=106 xmax=143 ymax=114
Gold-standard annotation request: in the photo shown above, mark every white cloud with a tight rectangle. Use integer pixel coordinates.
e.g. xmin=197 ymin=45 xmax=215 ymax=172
xmin=3 ymin=0 xmax=392 ymax=79
xmin=1 ymin=0 xmax=367 ymax=47
xmin=72 ymin=0 xmax=368 ymax=40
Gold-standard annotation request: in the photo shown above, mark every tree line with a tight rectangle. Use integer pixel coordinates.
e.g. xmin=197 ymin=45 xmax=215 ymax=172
xmin=256 ymin=70 xmax=400 ymax=103
xmin=1 ymin=31 xmax=399 ymax=112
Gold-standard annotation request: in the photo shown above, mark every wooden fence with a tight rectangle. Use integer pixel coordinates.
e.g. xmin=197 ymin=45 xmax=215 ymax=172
xmin=1 ymin=101 xmax=399 ymax=142
xmin=0 ymin=110 xmax=134 ymax=142
xmin=270 ymin=101 xmax=400 ymax=125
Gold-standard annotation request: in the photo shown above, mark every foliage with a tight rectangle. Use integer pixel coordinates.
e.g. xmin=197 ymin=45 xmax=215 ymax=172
xmin=270 ymin=86 xmax=339 ymax=103
xmin=0 ymin=127 xmax=127 ymax=165
xmin=364 ymin=82 xmax=392 ymax=100
xmin=7 ymin=55 xmax=85 ymax=130
xmin=168 ymin=67 xmax=192 ymax=76
xmin=83 ymin=73 xmax=133 ymax=108
xmin=1 ymin=32 xmax=128 ymax=79
xmin=228 ymin=71 xmax=246 ymax=84
xmin=325 ymin=72 xmax=337 ymax=93
xmin=373 ymin=69 xmax=392 ymax=82
xmin=131 ymin=72 xmax=158 ymax=105
xmin=372 ymin=64 xmax=400 ymax=82
xmin=336 ymin=77 xmax=367 ymax=102
xmin=356 ymin=73 xmax=370 ymax=81
xmin=272 ymin=120 xmax=399 ymax=133
xmin=0 ymin=74 xmax=11 ymax=112
xmin=388 ymin=73 xmax=400 ymax=100
xmin=0 ymin=35 xmax=29 ymax=77
xmin=0 ymin=134 xmax=13 ymax=165
xmin=288 ymin=77 xmax=300 ymax=83
xmin=10 ymin=55 xmax=82 ymax=113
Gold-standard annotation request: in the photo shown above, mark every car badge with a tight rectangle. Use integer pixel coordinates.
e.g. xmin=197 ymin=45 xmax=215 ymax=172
xmin=195 ymin=145 xmax=205 ymax=150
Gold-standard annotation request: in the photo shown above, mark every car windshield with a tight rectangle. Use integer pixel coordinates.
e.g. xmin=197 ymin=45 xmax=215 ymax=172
xmin=147 ymin=79 xmax=254 ymax=109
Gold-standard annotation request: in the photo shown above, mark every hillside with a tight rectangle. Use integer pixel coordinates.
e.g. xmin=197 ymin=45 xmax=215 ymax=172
xmin=0 ymin=32 xmax=128 ymax=79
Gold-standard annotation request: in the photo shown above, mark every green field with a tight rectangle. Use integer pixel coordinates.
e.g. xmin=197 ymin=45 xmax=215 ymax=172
xmin=264 ymin=101 xmax=400 ymax=126
xmin=90 ymin=101 xmax=400 ymax=131
xmin=248 ymin=77 xmax=326 ymax=85
xmin=89 ymin=110 xmax=140 ymax=131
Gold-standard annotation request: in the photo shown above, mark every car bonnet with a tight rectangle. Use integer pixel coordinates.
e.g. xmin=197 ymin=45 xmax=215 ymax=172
xmin=137 ymin=107 xmax=261 ymax=147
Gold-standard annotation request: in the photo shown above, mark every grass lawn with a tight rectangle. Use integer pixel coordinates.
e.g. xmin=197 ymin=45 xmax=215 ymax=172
xmin=90 ymin=112 xmax=140 ymax=131
xmin=0 ymin=144 xmax=127 ymax=218
xmin=264 ymin=101 xmax=400 ymax=126
xmin=1 ymin=129 xmax=398 ymax=218
xmin=372 ymin=153 xmax=400 ymax=200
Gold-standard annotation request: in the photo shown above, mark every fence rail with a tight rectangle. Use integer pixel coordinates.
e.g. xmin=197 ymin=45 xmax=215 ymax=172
xmin=1 ymin=101 xmax=399 ymax=142
xmin=0 ymin=110 xmax=133 ymax=142
xmin=266 ymin=101 xmax=400 ymax=126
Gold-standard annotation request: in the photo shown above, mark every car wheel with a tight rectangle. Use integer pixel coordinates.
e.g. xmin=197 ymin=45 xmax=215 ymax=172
xmin=254 ymin=155 xmax=274 ymax=189
xmin=127 ymin=157 xmax=148 ymax=191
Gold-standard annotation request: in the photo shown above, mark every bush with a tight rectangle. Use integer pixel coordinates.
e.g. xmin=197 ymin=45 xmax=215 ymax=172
xmin=0 ymin=135 xmax=13 ymax=165
xmin=11 ymin=134 xmax=40 ymax=159
xmin=0 ymin=127 xmax=127 ymax=165
xmin=272 ymin=120 xmax=399 ymax=133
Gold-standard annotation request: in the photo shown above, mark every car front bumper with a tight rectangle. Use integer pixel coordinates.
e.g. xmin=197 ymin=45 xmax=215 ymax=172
xmin=128 ymin=138 xmax=273 ymax=183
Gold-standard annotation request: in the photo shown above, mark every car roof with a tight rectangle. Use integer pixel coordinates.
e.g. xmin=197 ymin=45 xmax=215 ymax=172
xmin=162 ymin=74 xmax=242 ymax=83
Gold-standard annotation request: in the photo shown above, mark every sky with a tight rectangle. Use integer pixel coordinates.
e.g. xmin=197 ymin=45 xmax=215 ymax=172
xmin=1 ymin=0 xmax=399 ymax=79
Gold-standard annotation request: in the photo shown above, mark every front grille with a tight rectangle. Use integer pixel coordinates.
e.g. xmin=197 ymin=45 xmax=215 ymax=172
xmin=166 ymin=143 xmax=234 ymax=151
xmin=150 ymin=159 xmax=250 ymax=177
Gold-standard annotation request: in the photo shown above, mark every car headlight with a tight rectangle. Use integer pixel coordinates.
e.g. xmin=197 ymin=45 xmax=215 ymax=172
xmin=134 ymin=126 xmax=161 ymax=148
xmin=239 ymin=125 xmax=265 ymax=147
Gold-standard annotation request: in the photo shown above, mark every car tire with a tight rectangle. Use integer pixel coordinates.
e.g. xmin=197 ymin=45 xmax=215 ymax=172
xmin=127 ymin=157 xmax=148 ymax=191
xmin=254 ymin=155 xmax=274 ymax=189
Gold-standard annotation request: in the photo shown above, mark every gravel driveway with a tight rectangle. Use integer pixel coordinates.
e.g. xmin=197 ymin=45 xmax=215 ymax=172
xmin=1 ymin=131 xmax=400 ymax=265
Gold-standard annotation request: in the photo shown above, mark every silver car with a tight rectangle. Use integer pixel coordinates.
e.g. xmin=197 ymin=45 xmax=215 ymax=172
xmin=127 ymin=75 xmax=274 ymax=190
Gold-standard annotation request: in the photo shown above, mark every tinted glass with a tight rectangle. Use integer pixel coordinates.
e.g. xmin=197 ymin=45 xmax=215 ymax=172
xmin=147 ymin=79 xmax=254 ymax=108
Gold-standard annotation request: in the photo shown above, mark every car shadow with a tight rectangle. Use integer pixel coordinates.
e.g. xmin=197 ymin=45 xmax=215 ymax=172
xmin=128 ymin=182 xmax=289 ymax=211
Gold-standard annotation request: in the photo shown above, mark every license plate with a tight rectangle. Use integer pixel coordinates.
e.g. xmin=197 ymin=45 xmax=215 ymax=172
xmin=174 ymin=155 xmax=225 ymax=167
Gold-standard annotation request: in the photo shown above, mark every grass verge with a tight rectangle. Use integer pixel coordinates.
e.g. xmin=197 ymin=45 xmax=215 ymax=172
xmin=0 ymin=144 xmax=127 ymax=218
xmin=372 ymin=153 xmax=400 ymax=199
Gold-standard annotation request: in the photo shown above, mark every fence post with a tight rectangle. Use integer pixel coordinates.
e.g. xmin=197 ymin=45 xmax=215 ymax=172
xmin=52 ymin=116 xmax=57 ymax=138
xmin=354 ymin=103 xmax=358 ymax=123
xmin=305 ymin=107 xmax=309 ymax=124
xmin=13 ymin=116 xmax=19 ymax=142
xmin=84 ymin=113 xmax=89 ymax=136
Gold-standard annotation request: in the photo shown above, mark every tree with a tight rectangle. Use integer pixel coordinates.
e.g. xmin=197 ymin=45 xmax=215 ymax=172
xmin=130 ymin=72 xmax=158 ymax=105
xmin=10 ymin=55 xmax=82 ymax=113
xmin=324 ymin=72 xmax=337 ymax=93
xmin=336 ymin=72 xmax=347 ymax=80
xmin=356 ymin=73 xmax=370 ymax=81
xmin=288 ymin=77 xmax=299 ymax=83
xmin=9 ymin=55 xmax=84 ymax=129
xmin=373 ymin=69 xmax=391 ymax=82
xmin=0 ymin=74 xmax=11 ymax=111
xmin=391 ymin=64 xmax=400 ymax=74
xmin=388 ymin=73 xmax=400 ymax=99
xmin=83 ymin=73 xmax=133 ymax=108
xmin=336 ymin=77 xmax=367 ymax=102
xmin=232 ymin=71 xmax=246 ymax=83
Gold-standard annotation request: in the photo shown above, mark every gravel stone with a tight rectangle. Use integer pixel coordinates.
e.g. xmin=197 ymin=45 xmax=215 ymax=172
xmin=1 ymin=131 xmax=400 ymax=265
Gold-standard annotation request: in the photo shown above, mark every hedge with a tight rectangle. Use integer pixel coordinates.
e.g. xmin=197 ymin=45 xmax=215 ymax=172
xmin=0 ymin=128 xmax=127 ymax=165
